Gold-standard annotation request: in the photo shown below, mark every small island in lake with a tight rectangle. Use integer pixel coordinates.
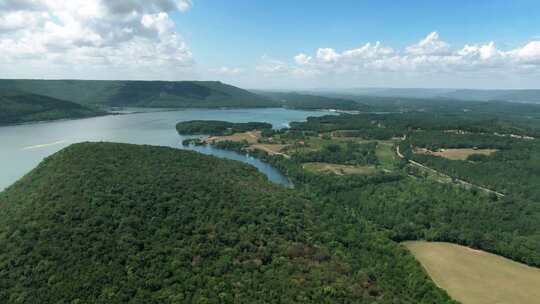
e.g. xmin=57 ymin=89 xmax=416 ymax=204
xmin=176 ymin=120 xmax=272 ymax=135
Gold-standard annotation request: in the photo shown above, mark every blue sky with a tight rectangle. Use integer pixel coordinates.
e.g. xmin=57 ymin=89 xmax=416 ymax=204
xmin=0 ymin=0 xmax=539 ymax=89
xmin=174 ymin=0 xmax=540 ymax=67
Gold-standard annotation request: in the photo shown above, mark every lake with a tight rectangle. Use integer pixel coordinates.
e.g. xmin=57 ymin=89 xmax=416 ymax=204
xmin=0 ymin=108 xmax=329 ymax=191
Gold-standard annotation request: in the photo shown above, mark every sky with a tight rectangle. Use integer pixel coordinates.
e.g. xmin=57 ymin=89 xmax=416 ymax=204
xmin=0 ymin=0 xmax=539 ymax=89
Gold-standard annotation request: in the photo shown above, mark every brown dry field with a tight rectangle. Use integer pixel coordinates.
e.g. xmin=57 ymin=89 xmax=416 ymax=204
xmin=415 ymin=148 xmax=498 ymax=160
xmin=248 ymin=144 xmax=290 ymax=158
xmin=404 ymin=241 xmax=540 ymax=304
xmin=206 ymin=131 xmax=261 ymax=144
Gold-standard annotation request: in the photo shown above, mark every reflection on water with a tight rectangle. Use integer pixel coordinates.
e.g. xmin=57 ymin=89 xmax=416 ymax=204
xmin=0 ymin=108 xmax=329 ymax=190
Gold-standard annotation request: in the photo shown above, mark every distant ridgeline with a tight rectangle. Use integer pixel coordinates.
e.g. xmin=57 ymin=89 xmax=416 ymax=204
xmin=0 ymin=79 xmax=279 ymax=108
xmin=257 ymin=91 xmax=371 ymax=111
xmin=0 ymin=90 xmax=105 ymax=125
xmin=0 ymin=142 xmax=455 ymax=303
xmin=176 ymin=120 xmax=272 ymax=135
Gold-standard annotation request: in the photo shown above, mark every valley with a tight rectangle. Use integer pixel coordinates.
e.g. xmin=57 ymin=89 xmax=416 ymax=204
xmin=2 ymin=83 xmax=540 ymax=303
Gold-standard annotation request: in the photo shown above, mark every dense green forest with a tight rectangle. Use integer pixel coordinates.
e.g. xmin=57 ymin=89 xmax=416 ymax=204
xmin=257 ymin=92 xmax=370 ymax=111
xmin=4 ymin=89 xmax=540 ymax=303
xmin=196 ymin=105 xmax=540 ymax=269
xmin=176 ymin=120 xmax=272 ymax=135
xmin=0 ymin=142 xmax=455 ymax=303
xmin=0 ymin=80 xmax=279 ymax=108
xmin=0 ymin=90 xmax=105 ymax=125
xmin=292 ymin=142 xmax=379 ymax=166
xmin=401 ymin=133 xmax=540 ymax=201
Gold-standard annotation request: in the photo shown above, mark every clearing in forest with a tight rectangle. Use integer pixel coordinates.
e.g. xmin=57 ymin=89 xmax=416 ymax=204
xmin=375 ymin=142 xmax=399 ymax=170
xmin=247 ymin=144 xmax=290 ymax=158
xmin=404 ymin=241 xmax=540 ymax=304
xmin=302 ymin=162 xmax=377 ymax=175
xmin=414 ymin=148 xmax=498 ymax=160
xmin=206 ymin=131 xmax=261 ymax=144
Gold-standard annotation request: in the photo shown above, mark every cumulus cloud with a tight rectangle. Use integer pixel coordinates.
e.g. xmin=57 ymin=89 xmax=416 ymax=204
xmin=259 ymin=32 xmax=540 ymax=82
xmin=0 ymin=0 xmax=194 ymax=78
xmin=406 ymin=31 xmax=450 ymax=55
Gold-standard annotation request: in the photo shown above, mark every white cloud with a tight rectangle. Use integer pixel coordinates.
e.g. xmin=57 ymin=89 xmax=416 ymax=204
xmin=0 ymin=0 xmax=194 ymax=78
xmin=294 ymin=53 xmax=312 ymax=65
xmin=176 ymin=0 xmax=193 ymax=12
xmin=406 ymin=31 xmax=450 ymax=55
xmin=258 ymin=32 xmax=540 ymax=85
xmin=514 ymin=41 xmax=540 ymax=64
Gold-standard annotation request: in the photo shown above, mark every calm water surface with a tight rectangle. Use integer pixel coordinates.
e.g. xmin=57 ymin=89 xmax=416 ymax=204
xmin=0 ymin=108 xmax=329 ymax=190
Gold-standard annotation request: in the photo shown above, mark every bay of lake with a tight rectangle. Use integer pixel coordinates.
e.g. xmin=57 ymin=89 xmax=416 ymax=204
xmin=0 ymin=108 xmax=329 ymax=191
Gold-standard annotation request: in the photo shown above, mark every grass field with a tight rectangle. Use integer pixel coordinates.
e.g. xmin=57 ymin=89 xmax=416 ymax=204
xmin=206 ymin=131 xmax=261 ymax=144
xmin=375 ymin=141 xmax=399 ymax=170
xmin=302 ymin=162 xmax=377 ymax=175
xmin=415 ymin=148 xmax=498 ymax=160
xmin=404 ymin=241 xmax=540 ymax=304
xmin=247 ymin=144 xmax=290 ymax=158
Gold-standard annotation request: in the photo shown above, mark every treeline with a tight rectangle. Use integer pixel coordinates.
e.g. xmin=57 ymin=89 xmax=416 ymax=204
xmin=408 ymin=130 xmax=519 ymax=150
xmin=337 ymin=178 xmax=540 ymax=267
xmin=293 ymin=142 xmax=379 ymax=166
xmin=263 ymin=92 xmax=370 ymax=111
xmin=290 ymin=114 xmax=404 ymax=140
xmin=404 ymin=140 xmax=540 ymax=201
xmin=176 ymin=120 xmax=272 ymax=135
xmin=292 ymin=112 xmax=539 ymax=139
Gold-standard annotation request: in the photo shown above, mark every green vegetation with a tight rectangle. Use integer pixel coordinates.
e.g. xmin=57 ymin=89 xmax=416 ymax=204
xmin=176 ymin=120 xmax=272 ymax=135
xmin=198 ymin=105 xmax=540 ymax=270
xmin=0 ymin=142 xmax=455 ymax=303
xmin=0 ymin=90 xmax=105 ymax=125
xmin=307 ymin=88 xmax=540 ymax=104
xmin=5 ymin=91 xmax=540 ymax=303
xmin=292 ymin=141 xmax=379 ymax=166
xmin=302 ymin=163 xmax=377 ymax=176
xmin=405 ymin=241 xmax=540 ymax=304
xmin=0 ymin=80 xmax=279 ymax=108
xmin=401 ymin=131 xmax=540 ymax=200
xmin=259 ymin=92 xmax=370 ymax=111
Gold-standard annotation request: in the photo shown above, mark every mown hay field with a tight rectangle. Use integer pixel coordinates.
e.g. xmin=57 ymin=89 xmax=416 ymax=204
xmin=404 ymin=241 xmax=540 ymax=304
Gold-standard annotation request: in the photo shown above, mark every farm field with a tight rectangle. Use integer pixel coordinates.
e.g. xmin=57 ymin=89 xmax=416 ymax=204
xmin=247 ymin=144 xmax=290 ymax=157
xmin=302 ymin=162 xmax=377 ymax=175
xmin=404 ymin=241 xmax=540 ymax=304
xmin=414 ymin=148 xmax=498 ymax=160
xmin=375 ymin=141 xmax=399 ymax=170
xmin=206 ymin=131 xmax=261 ymax=144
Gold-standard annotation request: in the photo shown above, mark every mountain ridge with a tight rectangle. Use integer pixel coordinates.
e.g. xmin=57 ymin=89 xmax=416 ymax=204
xmin=0 ymin=79 xmax=279 ymax=108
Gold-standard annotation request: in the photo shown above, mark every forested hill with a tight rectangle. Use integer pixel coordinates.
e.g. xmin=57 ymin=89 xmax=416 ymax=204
xmin=0 ymin=90 xmax=105 ymax=125
xmin=0 ymin=79 xmax=279 ymax=108
xmin=0 ymin=142 xmax=454 ymax=303
xmin=258 ymin=91 xmax=370 ymax=111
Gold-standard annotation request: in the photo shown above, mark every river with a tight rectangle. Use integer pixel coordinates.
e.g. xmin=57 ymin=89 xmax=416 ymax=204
xmin=0 ymin=108 xmax=329 ymax=191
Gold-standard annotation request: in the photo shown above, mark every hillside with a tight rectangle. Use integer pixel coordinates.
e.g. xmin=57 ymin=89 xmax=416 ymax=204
xmin=258 ymin=91 xmax=370 ymax=111
xmin=0 ymin=90 xmax=105 ymax=125
xmin=440 ymin=89 xmax=540 ymax=103
xmin=307 ymin=88 xmax=540 ymax=104
xmin=0 ymin=80 xmax=279 ymax=108
xmin=0 ymin=142 xmax=454 ymax=303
